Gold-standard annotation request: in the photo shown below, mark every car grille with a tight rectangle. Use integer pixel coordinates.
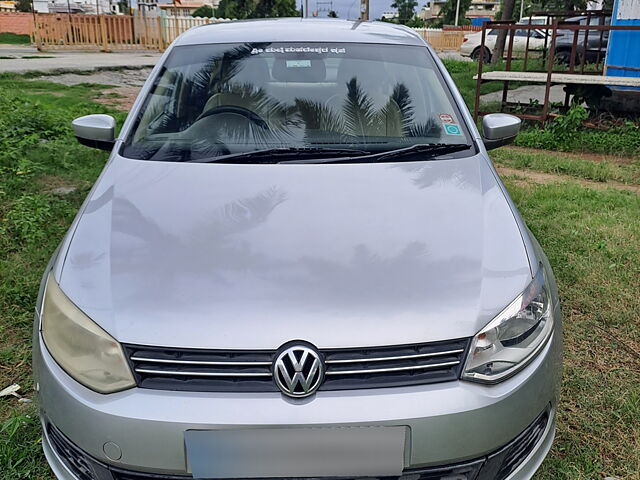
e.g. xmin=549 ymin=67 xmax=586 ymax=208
xmin=485 ymin=408 xmax=550 ymax=480
xmin=47 ymin=424 xmax=112 ymax=480
xmin=123 ymin=339 xmax=469 ymax=393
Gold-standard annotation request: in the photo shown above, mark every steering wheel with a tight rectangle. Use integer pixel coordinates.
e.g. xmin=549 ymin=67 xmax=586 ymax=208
xmin=196 ymin=105 xmax=269 ymax=129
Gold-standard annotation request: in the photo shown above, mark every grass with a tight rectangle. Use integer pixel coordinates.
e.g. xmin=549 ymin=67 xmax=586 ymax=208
xmin=514 ymin=122 xmax=640 ymax=157
xmin=0 ymin=33 xmax=31 ymax=45
xmin=0 ymin=74 xmax=122 ymax=479
xmin=442 ymin=58 xmax=504 ymax=108
xmin=492 ymin=147 xmax=640 ymax=185
xmin=0 ymin=73 xmax=639 ymax=479
xmin=500 ymin=178 xmax=640 ymax=480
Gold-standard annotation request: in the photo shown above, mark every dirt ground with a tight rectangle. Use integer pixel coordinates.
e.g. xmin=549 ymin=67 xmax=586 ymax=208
xmin=37 ymin=68 xmax=153 ymax=111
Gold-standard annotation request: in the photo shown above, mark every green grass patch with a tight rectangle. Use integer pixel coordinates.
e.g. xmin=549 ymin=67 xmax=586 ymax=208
xmin=515 ymin=122 xmax=640 ymax=157
xmin=0 ymin=33 xmax=31 ymax=45
xmin=492 ymin=147 xmax=640 ymax=184
xmin=0 ymin=75 xmax=120 ymax=479
xmin=502 ymin=180 xmax=640 ymax=480
xmin=442 ymin=58 xmax=505 ymax=108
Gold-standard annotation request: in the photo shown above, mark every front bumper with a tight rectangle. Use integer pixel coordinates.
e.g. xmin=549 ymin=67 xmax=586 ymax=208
xmin=35 ymin=320 xmax=561 ymax=480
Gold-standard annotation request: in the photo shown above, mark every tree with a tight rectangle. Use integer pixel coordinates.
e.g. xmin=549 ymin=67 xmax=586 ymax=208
xmin=254 ymin=0 xmax=298 ymax=17
xmin=491 ymin=0 xmax=516 ymax=64
xmin=215 ymin=0 xmax=232 ymax=18
xmin=216 ymin=0 xmax=256 ymax=19
xmin=15 ymin=0 xmax=32 ymax=12
xmin=192 ymin=5 xmax=214 ymax=17
xmin=439 ymin=0 xmax=472 ymax=26
xmin=391 ymin=0 xmax=418 ymax=25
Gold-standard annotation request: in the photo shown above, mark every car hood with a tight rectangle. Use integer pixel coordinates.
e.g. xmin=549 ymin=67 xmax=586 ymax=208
xmin=58 ymin=154 xmax=532 ymax=349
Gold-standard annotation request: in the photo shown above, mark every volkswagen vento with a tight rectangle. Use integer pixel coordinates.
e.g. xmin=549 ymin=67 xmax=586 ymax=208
xmin=33 ymin=18 xmax=562 ymax=480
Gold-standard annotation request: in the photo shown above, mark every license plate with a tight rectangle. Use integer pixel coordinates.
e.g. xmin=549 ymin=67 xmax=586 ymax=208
xmin=185 ymin=426 xmax=408 ymax=479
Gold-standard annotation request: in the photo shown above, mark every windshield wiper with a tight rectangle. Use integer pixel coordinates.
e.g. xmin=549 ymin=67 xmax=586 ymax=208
xmin=189 ymin=147 xmax=371 ymax=164
xmin=282 ymin=143 xmax=472 ymax=164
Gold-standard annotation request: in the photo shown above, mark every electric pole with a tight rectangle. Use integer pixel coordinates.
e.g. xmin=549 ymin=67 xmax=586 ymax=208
xmin=360 ymin=0 xmax=368 ymax=20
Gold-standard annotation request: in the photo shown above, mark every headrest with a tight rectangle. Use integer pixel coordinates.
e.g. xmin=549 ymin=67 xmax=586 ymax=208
xmin=336 ymin=58 xmax=373 ymax=87
xmin=230 ymin=56 xmax=270 ymax=86
xmin=272 ymin=57 xmax=327 ymax=83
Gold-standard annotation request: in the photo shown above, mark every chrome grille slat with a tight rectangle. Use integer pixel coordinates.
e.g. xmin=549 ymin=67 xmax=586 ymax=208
xmin=325 ymin=349 xmax=464 ymax=364
xmin=124 ymin=338 xmax=469 ymax=393
xmin=134 ymin=368 xmax=272 ymax=377
xmin=130 ymin=356 xmax=271 ymax=366
xmin=325 ymin=360 xmax=460 ymax=376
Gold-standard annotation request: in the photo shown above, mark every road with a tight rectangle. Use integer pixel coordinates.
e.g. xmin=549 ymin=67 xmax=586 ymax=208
xmin=0 ymin=45 xmax=161 ymax=74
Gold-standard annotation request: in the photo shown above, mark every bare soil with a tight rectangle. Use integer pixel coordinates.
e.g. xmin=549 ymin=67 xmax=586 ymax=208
xmin=505 ymin=145 xmax=640 ymax=165
xmin=37 ymin=68 xmax=152 ymax=111
xmin=496 ymin=165 xmax=640 ymax=194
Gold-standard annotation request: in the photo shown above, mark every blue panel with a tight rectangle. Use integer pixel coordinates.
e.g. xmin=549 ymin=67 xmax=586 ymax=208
xmin=606 ymin=0 xmax=640 ymax=78
xmin=470 ymin=17 xmax=491 ymax=26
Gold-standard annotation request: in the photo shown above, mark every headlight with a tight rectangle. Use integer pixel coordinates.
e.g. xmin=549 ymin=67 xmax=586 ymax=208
xmin=462 ymin=267 xmax=554 ymax=384
xmin=41 ymin=273 xmax=135 ymax=393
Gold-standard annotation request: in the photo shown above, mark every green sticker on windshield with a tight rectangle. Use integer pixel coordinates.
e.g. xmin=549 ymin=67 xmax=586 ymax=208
xmin=286 ymin=60 xmax=312 ymax=68
xmin=444 ymin=124 xmax=462 ymax=136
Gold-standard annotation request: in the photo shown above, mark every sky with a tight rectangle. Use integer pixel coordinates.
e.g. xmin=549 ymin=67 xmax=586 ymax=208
xmin=296 ymin=0 xmax=403 ymax=20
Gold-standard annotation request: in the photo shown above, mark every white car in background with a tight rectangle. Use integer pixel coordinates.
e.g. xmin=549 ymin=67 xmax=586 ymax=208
xmin=461 ymin=27 xmax=548 ymax=62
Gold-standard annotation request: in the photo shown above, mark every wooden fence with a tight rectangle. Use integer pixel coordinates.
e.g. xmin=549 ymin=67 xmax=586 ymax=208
xmin=443 ymin=25 xmax=483 ymax=32
xmin=414 ymin=29 xmax=466 ymax=51
xmin=33 ymin=14 xmax=231 ymax=51
xmin=32 ymin=15 xmax=466 ymax=52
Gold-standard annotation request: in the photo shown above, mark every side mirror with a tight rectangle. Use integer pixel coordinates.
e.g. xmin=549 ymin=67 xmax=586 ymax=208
xmin=72 ymin=114 xmax=116 ymax=151
xmin=482 ymin=113 xmax=521 ymax=150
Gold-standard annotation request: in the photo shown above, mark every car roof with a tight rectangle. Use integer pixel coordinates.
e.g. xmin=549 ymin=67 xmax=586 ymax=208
xmin=175 ymin=18 xmax=426 ymax=47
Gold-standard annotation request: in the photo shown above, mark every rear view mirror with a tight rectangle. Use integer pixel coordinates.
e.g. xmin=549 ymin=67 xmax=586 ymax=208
xmin=72 ymin=114 xmax=116 ymax=151
xmin=482 ymin=113 xmax=521 ymax=150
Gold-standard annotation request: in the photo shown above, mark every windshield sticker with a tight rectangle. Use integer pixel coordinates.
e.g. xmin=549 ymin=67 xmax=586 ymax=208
xmin=444 ymin=124 xmax=463 ymax=136
xmin=250 ymin=46 xmax=346 ymax=55
xmin=439 ymin=113 xmax=455 ymax=124
xmin=286 ymin=60 xmax=312 ymax=68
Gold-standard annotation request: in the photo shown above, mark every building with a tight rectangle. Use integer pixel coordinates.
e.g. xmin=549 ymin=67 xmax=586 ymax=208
xmin=42 ymin=0 xmax=118 ymax=14
xmin=0 ymin=1 xmax=16 ymax=12
xmin=421 ymin=0 xmax=499 ymax=21
xmin=156 ymin=0 xmax=219 ymax=16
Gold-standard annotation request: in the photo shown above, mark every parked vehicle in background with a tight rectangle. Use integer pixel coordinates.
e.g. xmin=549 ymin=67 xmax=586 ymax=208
xmin=461 ymin=27 xmax=547 ymax=62
xmin=555 ymin=15 xmax=611 ymax=64
xmin=518 ymin=16 xmax=550 ymax=25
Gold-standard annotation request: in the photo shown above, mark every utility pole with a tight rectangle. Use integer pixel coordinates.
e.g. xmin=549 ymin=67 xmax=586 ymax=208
xmin=360 ymin=0 xmax=368 ymax=20
xmin=520 ymin=0 xmax=524 ymax=21
xmin=455 ymin=0 xmax=461 ymax=26
xmin=305 ymin=0 xmax=309 ymax=17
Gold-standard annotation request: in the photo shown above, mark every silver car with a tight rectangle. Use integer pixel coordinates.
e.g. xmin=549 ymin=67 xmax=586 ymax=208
xmin=33 ymin=18 xmax=562 ymax=480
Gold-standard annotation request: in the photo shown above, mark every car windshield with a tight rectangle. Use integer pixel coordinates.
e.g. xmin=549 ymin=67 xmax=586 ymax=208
xmin=122 ymin=42 xmax=472 ymax=163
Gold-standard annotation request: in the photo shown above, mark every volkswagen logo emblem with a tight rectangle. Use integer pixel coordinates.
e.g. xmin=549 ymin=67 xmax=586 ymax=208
xmin=273 ymin=344 xmax=324 ymax=398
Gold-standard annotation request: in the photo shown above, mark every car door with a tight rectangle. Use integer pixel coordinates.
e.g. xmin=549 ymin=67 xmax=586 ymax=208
xmin=510 ymin=29 xmax=546 ymax=57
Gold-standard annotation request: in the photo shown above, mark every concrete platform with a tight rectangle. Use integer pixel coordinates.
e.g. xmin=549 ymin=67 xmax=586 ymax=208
xmin=475 ymin=70 xmax=640 ymax=87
